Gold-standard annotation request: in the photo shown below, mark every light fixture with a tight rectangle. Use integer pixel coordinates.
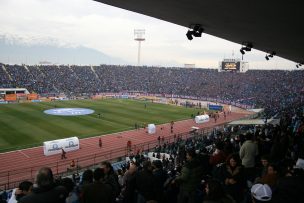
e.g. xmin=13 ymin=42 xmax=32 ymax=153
xmin=265 ymin=55 xmax=269 ymax=60
xmin=186 ymin=24 xmax=204 ymax=40
xmin=296 ymin=63 xmax=303 ymax=68
xmin=186 ymin=30 xmax=193 ymax=40
xmin=240 ymin=42 xmax=253 ymax=59
xmin=240 ymin=48 xmax=245 ymax=55
xmin=269 ymin=51 xmax=276 ymax=57
xmin=265 ymin=51 xmax=276 ymax=61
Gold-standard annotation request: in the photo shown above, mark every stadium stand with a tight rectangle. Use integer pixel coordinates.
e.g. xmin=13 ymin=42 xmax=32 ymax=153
xmin=1 ymin=64 xmax=303 ymax=118
xmin=0 ymin=64 xmax=303 ymax=203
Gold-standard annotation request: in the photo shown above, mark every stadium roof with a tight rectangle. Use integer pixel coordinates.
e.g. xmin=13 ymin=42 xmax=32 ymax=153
xmin=95 ymin=0 xmax=304 ymax=64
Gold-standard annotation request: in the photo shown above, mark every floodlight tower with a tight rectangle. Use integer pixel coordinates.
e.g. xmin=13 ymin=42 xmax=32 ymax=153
xmin=134 ymin=29 xmax=145 ymax=66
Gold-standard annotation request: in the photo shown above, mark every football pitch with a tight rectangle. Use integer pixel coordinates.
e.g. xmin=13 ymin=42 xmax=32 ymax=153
xmin=0 ymin=99 xmax=201 ymax=152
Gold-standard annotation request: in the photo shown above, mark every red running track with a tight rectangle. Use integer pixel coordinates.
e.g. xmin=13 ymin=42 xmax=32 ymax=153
xmin=0 ymin=111 xmax=252 ymax=189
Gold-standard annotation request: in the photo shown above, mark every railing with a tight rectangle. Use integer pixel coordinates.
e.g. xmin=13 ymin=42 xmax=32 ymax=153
xmin=0 ymin=125 xmax=222 ymax=190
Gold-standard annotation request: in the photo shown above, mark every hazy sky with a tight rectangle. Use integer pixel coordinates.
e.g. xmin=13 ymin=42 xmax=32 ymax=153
xmin=0 ymin=0 xmax=298 ymax=69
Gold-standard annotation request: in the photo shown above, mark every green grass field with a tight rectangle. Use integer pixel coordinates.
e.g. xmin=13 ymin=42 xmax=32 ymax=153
xmin=0 ymin=99 xmax=201 ymax=152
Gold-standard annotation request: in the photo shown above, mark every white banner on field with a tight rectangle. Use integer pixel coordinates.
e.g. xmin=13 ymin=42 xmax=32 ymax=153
xmin=43 ymin=137 xmax=79 ymax=156
xmin=195 ymin=115 xmax=210 ymax=124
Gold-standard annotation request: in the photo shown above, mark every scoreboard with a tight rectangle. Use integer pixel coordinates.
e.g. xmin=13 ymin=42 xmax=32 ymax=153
xmin=221 ymin=61 xmax=240 ymax=71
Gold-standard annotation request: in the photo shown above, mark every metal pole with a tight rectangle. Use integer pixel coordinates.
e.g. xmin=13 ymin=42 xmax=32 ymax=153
xmin=137 ymin=41 xmax=141 ymax=66
xmin=7 ymin=171 xmax=9 ymax=190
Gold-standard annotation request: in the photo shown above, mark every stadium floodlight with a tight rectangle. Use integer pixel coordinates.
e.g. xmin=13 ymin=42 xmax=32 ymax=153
xmin=244 ymin=46 xmax=251 ymax=51
xmin=193 ymin=24 xmax=201 ymax=32
xmin=193 ymin=27 xmax=204 ymax=37
xmin=296 ymin=63 xmax=303 ymax=68
xmin=240 ymin=48 xmax=245 ymax=55
xmin=186 ymin=24 xmax=204 ymax=40
xmin=134 ymin=29 xmax=145 ymax=66
xmin=240 ymin=42 xmax=253 ymax=60
xmin=265 ymin=55 xmax=269 ymax=60
xmin=186 ymin=30 xmax=194 ymax=40
xmin=265 ymin=51 xmax=276 ymax=61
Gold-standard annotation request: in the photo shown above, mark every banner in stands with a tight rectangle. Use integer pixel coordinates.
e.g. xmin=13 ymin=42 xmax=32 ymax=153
xmin=208 ymin=104 xmax=223 ymax=111
xmin=27 ymin=93 xmax=38 ymax=100
xmin=195 ymin=115 xmax=210 ymax=124
xmin=43 ymin=137 xmax=79 ymax=156
xmin=4 ymin=94 xmax=17 ymax=101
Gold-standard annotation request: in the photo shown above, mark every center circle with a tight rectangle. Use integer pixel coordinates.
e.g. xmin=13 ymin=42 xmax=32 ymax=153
xmin=44 ymin=108 xmax=95 ymax=116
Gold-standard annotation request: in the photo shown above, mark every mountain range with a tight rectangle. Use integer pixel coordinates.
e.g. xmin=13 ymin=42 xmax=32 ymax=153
xmin=0 ymin=34 xmax=127 ymax=65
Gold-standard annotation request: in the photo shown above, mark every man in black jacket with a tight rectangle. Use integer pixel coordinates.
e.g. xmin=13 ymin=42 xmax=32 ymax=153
xmin=81 ymin=168 xmax=113 ymax=203
xmin=19 ymin=167 xmax=68 ymax=203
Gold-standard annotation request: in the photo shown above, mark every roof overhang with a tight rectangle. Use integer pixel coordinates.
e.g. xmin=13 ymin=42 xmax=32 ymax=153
xmin=94 ymin=0 xmax=304 ymax=64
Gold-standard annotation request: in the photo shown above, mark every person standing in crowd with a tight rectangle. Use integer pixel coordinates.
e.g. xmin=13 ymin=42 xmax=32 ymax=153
xmin=173 ymin=148 xmax=205 ymax=203
xmin=19 ymin=167 xmax=68 ymax=203
xmin=152 ymin=160 xmax=168 ymax=203
xmin=239 ymin=132 xmax=258 ymax=182
xmin=100 ymin=161 xmax=121 ymax=202
xmin=135 ymin=161 xmax=158 ymax=203
xmin=122 ymin=162 xmax=138 ymax=203
xmin=81 ymin=168 xmax=112 ymax=203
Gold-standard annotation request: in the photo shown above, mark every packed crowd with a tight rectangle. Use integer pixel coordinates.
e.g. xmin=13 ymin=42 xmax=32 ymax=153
xmin=1 ymin=63 xmax=304 ymax=202
xmin=1 ymin=64 xmax=303 ymax=117
xmin=1 ymin=103 xmax=303 ymax=203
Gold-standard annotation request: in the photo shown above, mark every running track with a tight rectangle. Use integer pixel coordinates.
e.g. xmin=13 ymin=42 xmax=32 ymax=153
xmin=0 ymin=111 xmax=252 ymax=189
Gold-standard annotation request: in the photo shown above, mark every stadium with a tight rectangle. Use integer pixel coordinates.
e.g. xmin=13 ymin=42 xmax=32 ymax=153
xmin=0 ymin=1 xmax=304 ymax=203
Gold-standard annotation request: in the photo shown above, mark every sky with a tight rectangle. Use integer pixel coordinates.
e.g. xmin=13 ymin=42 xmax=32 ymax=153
xmin=0 ymin=0 xmax=298 ymax=69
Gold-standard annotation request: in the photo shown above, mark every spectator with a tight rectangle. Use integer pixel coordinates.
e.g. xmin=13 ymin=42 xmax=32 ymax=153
xmin=239 ymin=133 xmax=259 ymax=182
xmin=81 ymin=168 xmax=112 ymax=203
xmin=203 ymin=179 xmax=236 ymax=203
xmin=60 ymin=177 xmax=79 ymax=203
xmin=250 ymin=184 xmax=272 ymax=203
xmin=8 ymin=181 xmax=33 ymax=203
xmin=259 ymin=163 xmax=279 ymax=189
xmin=174 ymin=148 xmax=204 ymax=203
xmin=209 ymin=141 xmax=227 ymax=166
xmin=19 ymin=167 xmax=68 ymax=203
xmin=219 ymin=154 xmax=245 ymax=203
xmin=152 ymin=160 xmax=168 ymax=203
xmin=122 ymin=162 xmax=138 ymax=203
xmin=100 ymin=161 xmax=121 ymax=202
xmin=135 ymin=161 xmax=158 ymax=203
